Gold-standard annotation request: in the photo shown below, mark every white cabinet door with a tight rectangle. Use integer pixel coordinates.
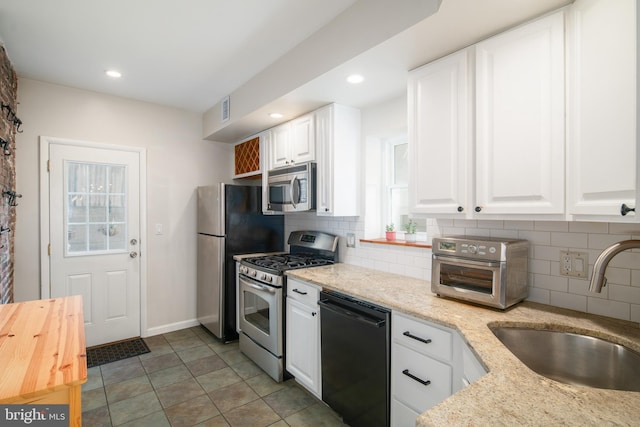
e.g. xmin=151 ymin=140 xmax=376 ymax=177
xmin=567 ymin=0 xmax=638 ymax=220
xmin=315 ymin=104 xmax=361 ymax=216
xmin=286 ymin=297 xmax=321 ymax=397
xmin=290 ymin=114 xmax=315 ymax=164
xmin=270 ymin=123 xmax=291 ymax=169
xmin=475 ymin=11 xmax=565 ymax=215
xmin=408 ymin=49 xmax=471 ymax=216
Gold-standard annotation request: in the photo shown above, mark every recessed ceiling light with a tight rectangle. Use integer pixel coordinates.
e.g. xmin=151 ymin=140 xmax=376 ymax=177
xmin=269 ymin=113 xmax=283 ymax=119
xmin=105 ymin=70 xmax=122 ymax=78
xmin=346 ymin=74 xmax=364 ymax=84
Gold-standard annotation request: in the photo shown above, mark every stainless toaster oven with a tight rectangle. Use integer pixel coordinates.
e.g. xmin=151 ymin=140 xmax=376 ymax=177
xmin=431 ymin=236 xmax=529 ymax=309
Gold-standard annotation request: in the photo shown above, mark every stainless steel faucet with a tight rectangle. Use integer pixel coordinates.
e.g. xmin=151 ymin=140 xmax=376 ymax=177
xmin=589 ymin=239 xmax=640 ymax=292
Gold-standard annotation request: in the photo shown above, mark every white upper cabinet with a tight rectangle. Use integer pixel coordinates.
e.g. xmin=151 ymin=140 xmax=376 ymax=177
xmin=475 ymin=11 xmax=565 ymax=215
xmin=567 ymin=0 xmax=638 ymax=221
xmin=270 ymin=113 xmax=315 ymax=169
xmin=409 ymin=11 xmax=565 ymax=218
xmin=409 ymin=50 xmax=470 ymax=216
xmin=315 ymin=103 xmax=361 ymax=216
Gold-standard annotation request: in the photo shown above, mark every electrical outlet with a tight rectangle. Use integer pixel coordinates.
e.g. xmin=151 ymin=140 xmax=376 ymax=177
xmin=346 ymin=233 xmax=356 ymax=248
xmin=559 ymin=251 xmax=588 ymax=278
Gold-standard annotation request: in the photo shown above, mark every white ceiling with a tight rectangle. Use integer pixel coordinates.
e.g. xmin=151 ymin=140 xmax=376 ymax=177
xmin=0 ymin=0 xmax=572 ymax=139
xmin=0 ymin=0 xmax=357 ymax=112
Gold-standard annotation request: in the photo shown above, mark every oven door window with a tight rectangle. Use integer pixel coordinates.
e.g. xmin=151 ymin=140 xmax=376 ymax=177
xmin=243 ymin=289 xmax=272 ymax=335
xmin=439 ymin=263 xmax=495 ymax=294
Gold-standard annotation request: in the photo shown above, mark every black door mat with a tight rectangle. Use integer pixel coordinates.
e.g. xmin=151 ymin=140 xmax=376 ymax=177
xmin=86 ymin=338 xmax=150 ymax=368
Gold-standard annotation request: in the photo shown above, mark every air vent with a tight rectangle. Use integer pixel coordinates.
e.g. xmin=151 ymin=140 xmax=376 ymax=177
xmin=221 ymin=96 xmax=230 ymax=122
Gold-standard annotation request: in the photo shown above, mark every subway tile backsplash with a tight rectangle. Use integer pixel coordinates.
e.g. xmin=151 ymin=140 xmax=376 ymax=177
xmin=284 ymin=214 xmax=640 ymax=325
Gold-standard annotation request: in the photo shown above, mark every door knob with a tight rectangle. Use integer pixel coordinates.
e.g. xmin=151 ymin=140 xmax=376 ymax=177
xmin=130 ymin=251 xmax=138 ymax=258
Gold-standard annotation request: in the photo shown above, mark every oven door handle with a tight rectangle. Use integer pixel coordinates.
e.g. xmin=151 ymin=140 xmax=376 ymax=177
xmin=241 ymin=277 xmax=277 ymax=294
xmin=433 ymin=254 xmax=501 ymax=268
xmin=318 ymin=299 xmax=386 ymax=328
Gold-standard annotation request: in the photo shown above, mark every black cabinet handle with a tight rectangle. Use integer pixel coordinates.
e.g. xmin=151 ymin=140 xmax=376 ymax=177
xmin=457 ymin=206 xmax=464 ymax=212
xmin=621 ymin=203 xmax=635 ymax=216
xmin=402 ymin=369 xmax=431 ymax=386
xmin=475 ymin=206 xmax=482 ymax=213
xmin=293 ymin=288 xmax=308 ymax=295
xmin=403 ymin=331 xmax=432 ymax=344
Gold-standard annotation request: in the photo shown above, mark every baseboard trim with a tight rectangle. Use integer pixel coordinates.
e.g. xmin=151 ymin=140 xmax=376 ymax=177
xmin=144 ymin=318 xmax=200 ymax=338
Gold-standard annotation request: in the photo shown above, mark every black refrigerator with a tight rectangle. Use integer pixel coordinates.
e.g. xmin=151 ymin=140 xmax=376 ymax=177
xmin=196 ymin=183 xmax=284 ymax=341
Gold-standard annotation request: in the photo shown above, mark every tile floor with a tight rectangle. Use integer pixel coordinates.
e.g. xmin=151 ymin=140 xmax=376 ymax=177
xmin=82 ymin=326 xmax=347 ymax=426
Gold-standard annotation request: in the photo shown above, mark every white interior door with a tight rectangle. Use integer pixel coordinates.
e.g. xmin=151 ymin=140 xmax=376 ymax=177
xmin=47 ymin=141 xmax=141 ymax=347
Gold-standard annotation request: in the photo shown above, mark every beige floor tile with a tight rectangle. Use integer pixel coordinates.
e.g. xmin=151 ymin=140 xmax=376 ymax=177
xmin=223 ymin=399 xmax=281 ymax=427
xmin=263 ymin=385 xmax=318 ymax=418
xmin=284 ymin=402 xmax=347 ymax=426
xmin=105 ymin=375 xmax=153 ymax=404
xmin=208 ymin=381 xmax=260 ymax=413
xmin=245 ymin=373 xmax=287 ymax=397
xmin=165 ymin=394 xmax=221 ymax=427
xmin=108 ymin=390 xmax=163 ymax=426
xmin=196 ymin=366 xmax=243 ymax=393
xmin=155 ymin=377 xmax=206 ymax=408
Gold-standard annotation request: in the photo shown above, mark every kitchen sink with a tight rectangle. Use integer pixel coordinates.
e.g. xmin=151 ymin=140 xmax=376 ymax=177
xmin=491 ymin=326 xmax=640 ymax=392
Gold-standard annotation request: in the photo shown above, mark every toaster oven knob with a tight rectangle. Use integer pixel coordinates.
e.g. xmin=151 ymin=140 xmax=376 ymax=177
xmin=467 ymin=244 xmax=478 ymax=254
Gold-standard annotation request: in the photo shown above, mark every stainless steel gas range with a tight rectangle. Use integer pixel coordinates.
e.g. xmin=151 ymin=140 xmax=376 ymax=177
xmin=238 ymin=230 xmax=339 ymax=382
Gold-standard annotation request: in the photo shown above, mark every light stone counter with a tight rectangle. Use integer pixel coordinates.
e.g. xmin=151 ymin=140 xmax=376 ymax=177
xmin=286 ymin=263 xmax=640 ymax=426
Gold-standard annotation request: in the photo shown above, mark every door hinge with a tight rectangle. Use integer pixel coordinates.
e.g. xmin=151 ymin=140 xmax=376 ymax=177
xmin=47 ymin=160 xmax=50 ymax=172
xmin=48 ymin=244 xmax=51 ymax=256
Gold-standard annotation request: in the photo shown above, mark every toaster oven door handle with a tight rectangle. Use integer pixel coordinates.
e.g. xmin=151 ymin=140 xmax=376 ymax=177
xmin=433 ymin=254 xmax=501 ymax=268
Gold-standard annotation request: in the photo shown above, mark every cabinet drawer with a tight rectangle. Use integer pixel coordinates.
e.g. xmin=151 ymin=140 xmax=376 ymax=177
xmin=393 ymin=343 xmax=452 ymax=413
xmin=286 ymin=279 xmax=320 ymax=306
xmin=393 ymin=312 xmax=453 ymax=361
xmin=392 ymin=398 xmax=421 ymax=427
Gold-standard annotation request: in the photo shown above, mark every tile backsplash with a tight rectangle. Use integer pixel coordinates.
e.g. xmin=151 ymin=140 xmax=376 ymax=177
xmin=285 ymin=214 xmax=640 ymax=325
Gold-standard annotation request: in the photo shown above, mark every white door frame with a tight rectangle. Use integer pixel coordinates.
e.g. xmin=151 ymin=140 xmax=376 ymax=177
xmin=39 ymin=136 xmax=148 ymax=338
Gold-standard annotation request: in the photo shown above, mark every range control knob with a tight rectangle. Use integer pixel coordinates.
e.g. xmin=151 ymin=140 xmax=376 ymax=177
xmin=467 ymin=244 xmax=478 ymax=254
xmin=265 ymin=276 xmax=272 ymax=283
xmin=261 ymin=274 xmax=267 ymax=281
xmin=251 ymin=270 xmax=257 ymax=277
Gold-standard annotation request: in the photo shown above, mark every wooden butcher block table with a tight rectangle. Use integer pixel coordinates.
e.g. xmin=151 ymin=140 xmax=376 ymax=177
xmin=0 ymin=296 xmax=87 ymax=426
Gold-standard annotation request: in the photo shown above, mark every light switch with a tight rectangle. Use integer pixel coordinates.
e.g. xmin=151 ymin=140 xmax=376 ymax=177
xmin=155 ymin=223 xmax=163 ymax=235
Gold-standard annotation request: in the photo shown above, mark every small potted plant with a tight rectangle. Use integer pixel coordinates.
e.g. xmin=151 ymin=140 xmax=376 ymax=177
xmin=385 ymin=223 xmax=396 ymax=241
xmin=404 ymin=219 xmax=417 ymax=243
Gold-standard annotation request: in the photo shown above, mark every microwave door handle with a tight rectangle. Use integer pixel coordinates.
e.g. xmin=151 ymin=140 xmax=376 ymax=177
xmin=289 ymin=176 xmax=299 ymax=209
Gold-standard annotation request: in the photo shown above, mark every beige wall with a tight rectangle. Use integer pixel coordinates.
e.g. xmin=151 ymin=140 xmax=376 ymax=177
xmin=15 ymin=78 xmax=233 ymax=334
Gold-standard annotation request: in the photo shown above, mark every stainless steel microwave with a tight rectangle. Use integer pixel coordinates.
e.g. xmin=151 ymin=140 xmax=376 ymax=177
xmin=267 ymin=162 xmax=316 ymax=212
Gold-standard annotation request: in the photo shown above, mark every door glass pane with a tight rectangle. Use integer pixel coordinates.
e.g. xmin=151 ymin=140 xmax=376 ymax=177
xmin=65 ymin=161 xmax=127 ymax=255
xmin=243 ymin=290 xmax=271 ymax=335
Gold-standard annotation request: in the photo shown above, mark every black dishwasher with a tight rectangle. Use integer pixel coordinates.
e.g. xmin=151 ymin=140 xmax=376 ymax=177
xmin=319 ymin=290 xmax=390 ymax=427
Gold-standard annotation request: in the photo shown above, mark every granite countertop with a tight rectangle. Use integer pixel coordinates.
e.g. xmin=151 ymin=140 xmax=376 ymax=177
xmin=286 ymin=263 xmax=640 ymax=426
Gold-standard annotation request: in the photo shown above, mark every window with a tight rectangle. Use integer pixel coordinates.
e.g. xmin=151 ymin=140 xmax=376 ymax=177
xmin=385 ymin=137 xmax=426 ymax=236
xmin=65 ymin=161 xmax=128 ymax=255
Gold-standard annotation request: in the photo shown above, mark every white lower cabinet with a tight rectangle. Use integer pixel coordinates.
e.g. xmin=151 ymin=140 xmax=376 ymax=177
xmin=285 ymin=278 xmax=321 ymax=398
xmin=391 ymin=311 xmax=486 ymax=426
